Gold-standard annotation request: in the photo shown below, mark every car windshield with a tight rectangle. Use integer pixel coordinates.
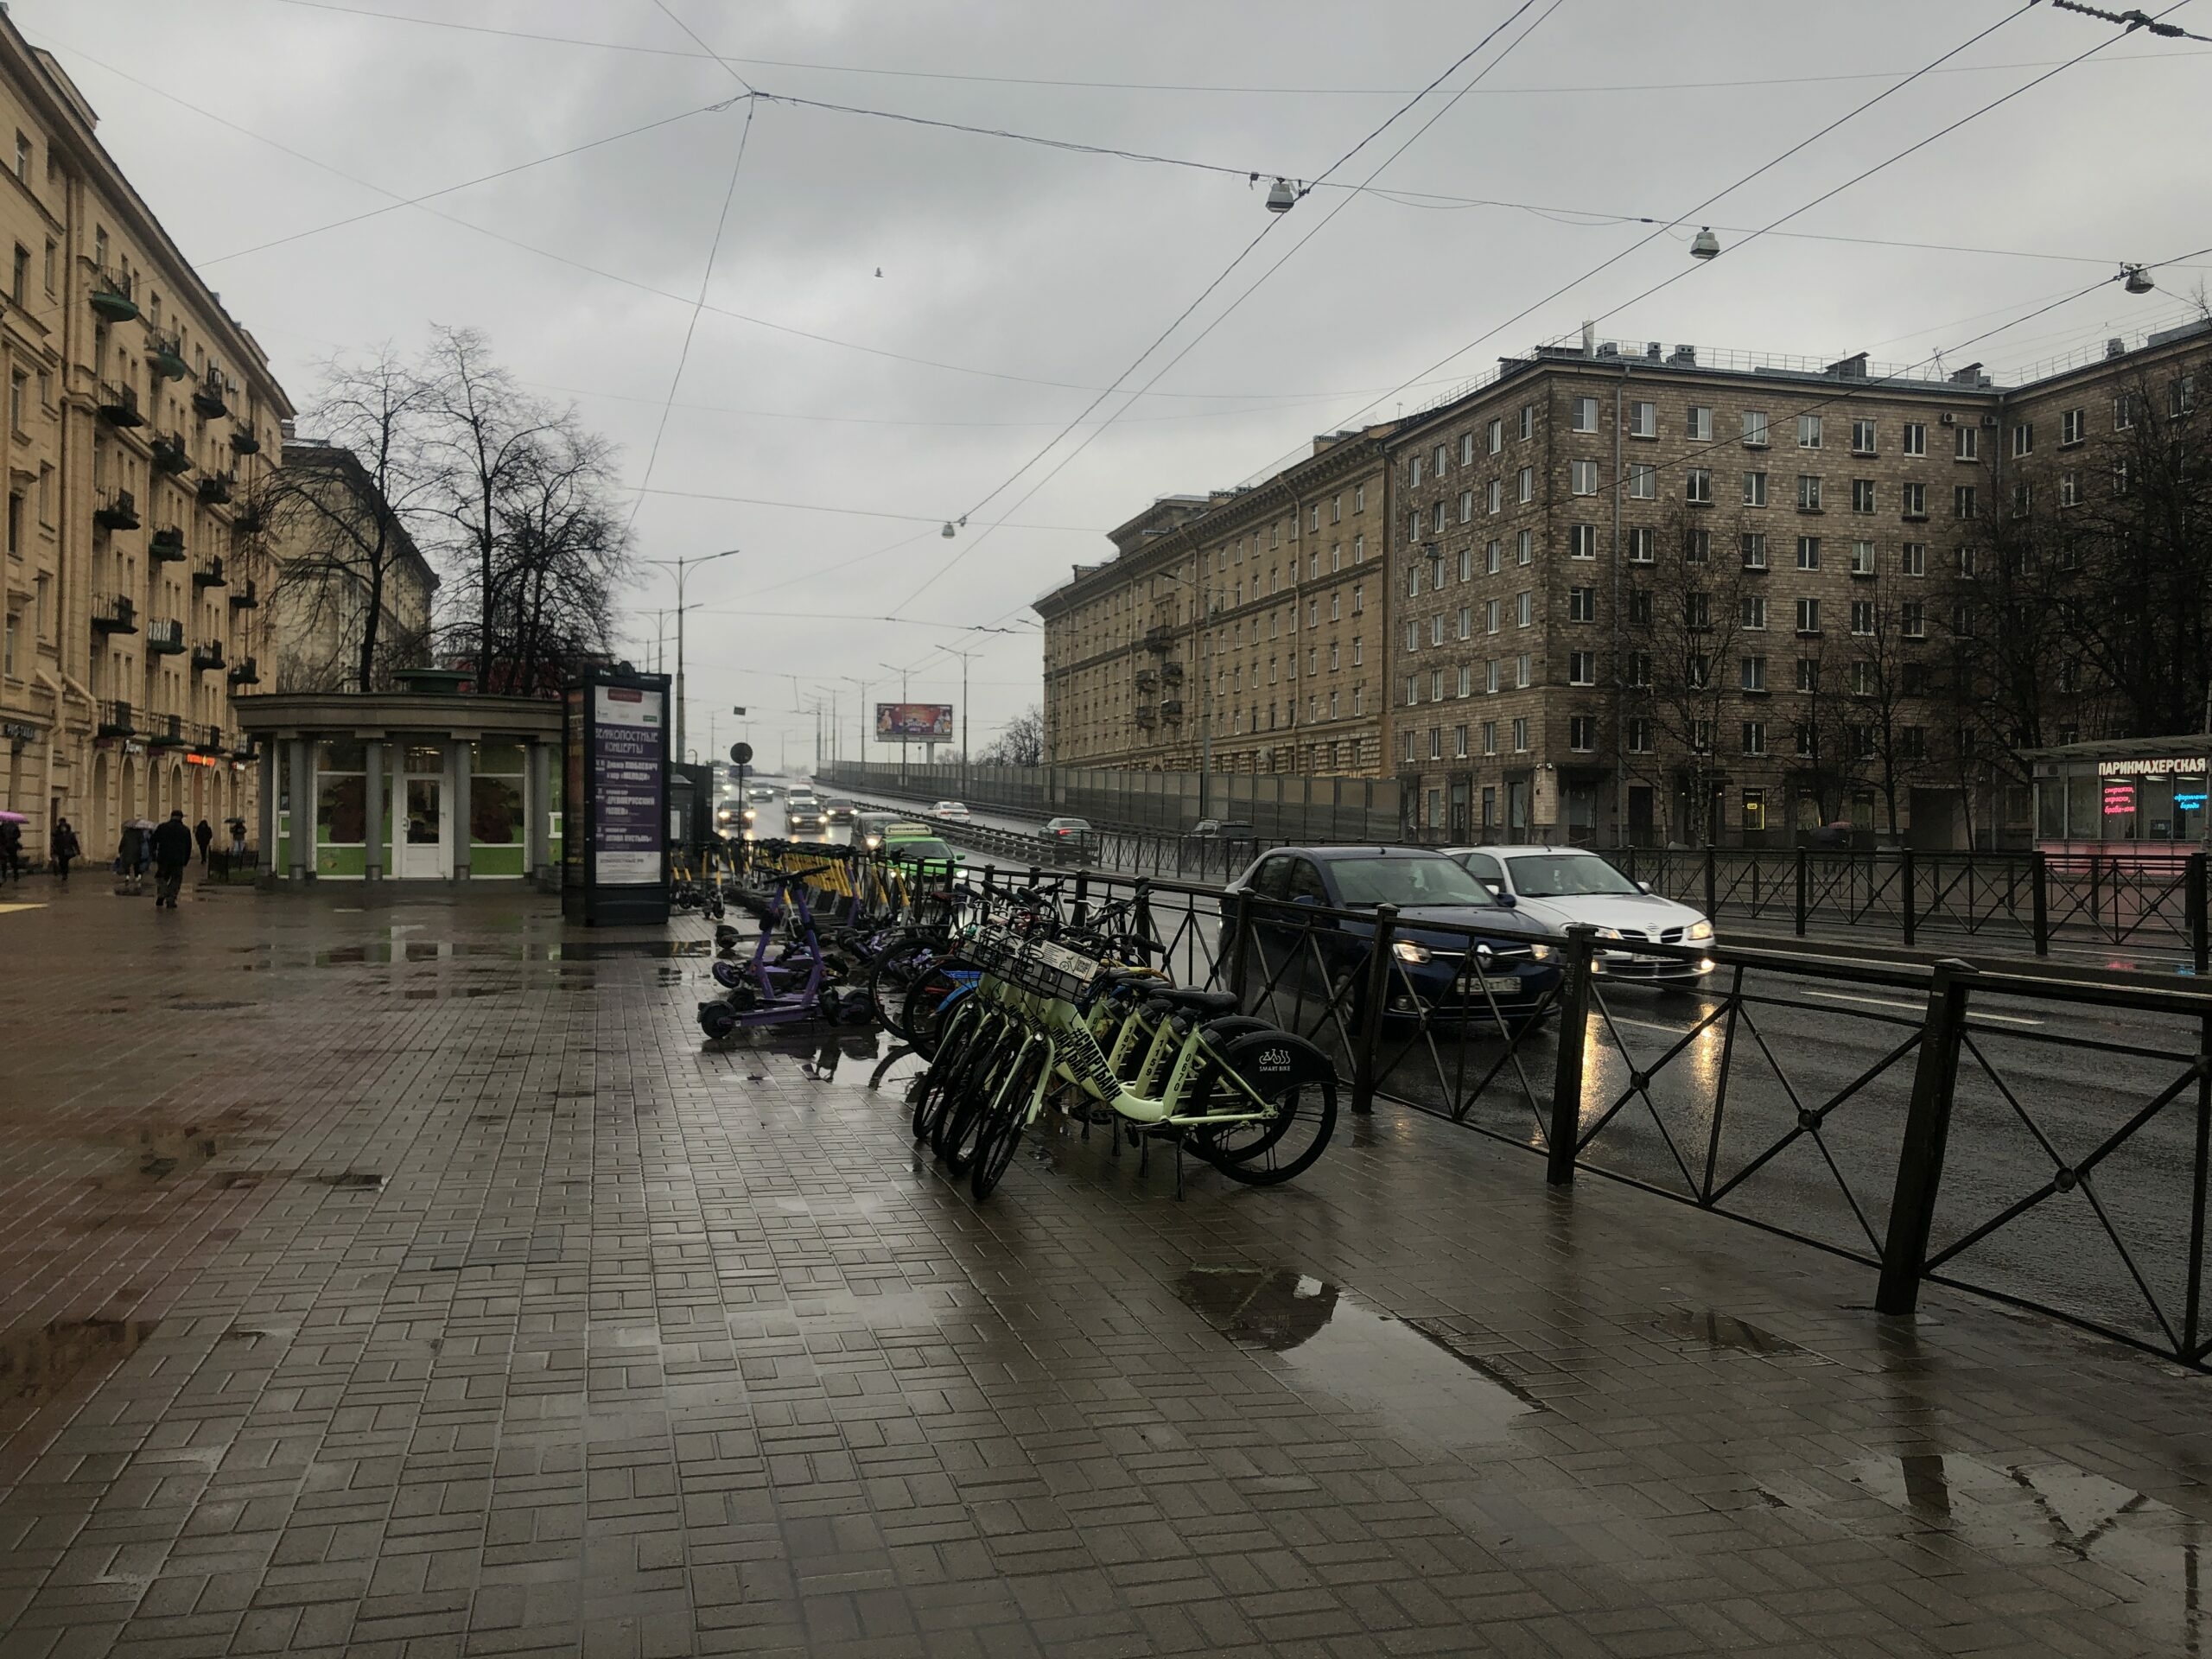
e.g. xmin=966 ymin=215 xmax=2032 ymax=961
xmin=1329 ymin=856 xmax=1497 ymax=908
xmin=890 ymin=839 xmax=955 ymax=862
xmin=1506 ymin=853 xmax=1642 ymax=899
xmin=1050 ymin=819 xmax=1090 ymax=830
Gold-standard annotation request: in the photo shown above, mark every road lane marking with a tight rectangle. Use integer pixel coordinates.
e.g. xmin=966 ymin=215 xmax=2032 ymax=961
xmin=1802 ymin=988 xmax=2044 ymax=1027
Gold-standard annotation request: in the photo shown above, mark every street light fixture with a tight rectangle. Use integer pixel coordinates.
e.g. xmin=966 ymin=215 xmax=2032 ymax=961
xmin=1689 ymin=226 xmax=1720 ymax=261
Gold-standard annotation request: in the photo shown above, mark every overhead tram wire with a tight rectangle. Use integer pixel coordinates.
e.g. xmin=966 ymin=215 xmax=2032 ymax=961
xmin=1258 ymin=0 xmax=2052 ymax=479
xmin=195 ymin=93 xmax=750 ymax=266
xmin=899 ymin=0 xmax=1556 ymax=613
xmin=1526 ymin=0 xmax=2197 ymax=362
xmin=253 ymin=0 xmax=2212 ymax=93
xmin=623 ymin=2 xmax=761 ymax=535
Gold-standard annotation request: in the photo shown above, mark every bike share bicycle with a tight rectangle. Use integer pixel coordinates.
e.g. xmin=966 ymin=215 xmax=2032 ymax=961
xmin=904 ymin=886 xmax=1336 ymax=1200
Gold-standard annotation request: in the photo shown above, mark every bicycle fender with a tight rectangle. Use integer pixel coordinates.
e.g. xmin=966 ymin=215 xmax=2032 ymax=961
xmin=1208 ymin=1028 xmax=1336 ymax=1090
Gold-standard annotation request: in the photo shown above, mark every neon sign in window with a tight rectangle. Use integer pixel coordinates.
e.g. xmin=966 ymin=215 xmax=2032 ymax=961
xmin=2102 ymin=782 xmax=2137 ymax=816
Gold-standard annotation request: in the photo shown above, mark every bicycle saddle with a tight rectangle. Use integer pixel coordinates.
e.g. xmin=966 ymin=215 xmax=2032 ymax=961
xmin=1143 ymin=987 xmax=1241 ymax=1017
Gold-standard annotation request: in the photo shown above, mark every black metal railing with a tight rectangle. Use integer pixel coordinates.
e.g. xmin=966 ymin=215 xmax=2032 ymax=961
xmin=92 ymin=594 xmax=137 ymax=634
xmin=93 ymin=488 xmax=138 ymax=531
xmin=97 ymin=382 xmax=144 ymax=427
xmin=97 ymin=699 xmax=133 ymax=735
xmin=144 ymin=618 xmax=184 ymax=654
xmin=956 ymin=861 xmax=2212 ymax=1372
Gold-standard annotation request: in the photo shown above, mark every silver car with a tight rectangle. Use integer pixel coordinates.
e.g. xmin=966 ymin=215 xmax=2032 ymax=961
xmin=1446 ymin=845 xmax=1715 ymax=982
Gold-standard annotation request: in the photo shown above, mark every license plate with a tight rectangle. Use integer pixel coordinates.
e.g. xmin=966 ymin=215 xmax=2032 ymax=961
xmin=1458 ymin=975 xmax=1522 ymax=995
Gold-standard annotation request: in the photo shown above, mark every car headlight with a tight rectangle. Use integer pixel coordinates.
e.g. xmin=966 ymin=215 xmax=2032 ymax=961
xmin=1392 ymin=940 xmax=1432 ymax=963
xmin=1527 ymin=943 xmax=1554 ymax=962
xmin=1687 ymin=919 xmax=1714 ymax=943
xmin=1592 ymin=926 xmax=1624 ymax=941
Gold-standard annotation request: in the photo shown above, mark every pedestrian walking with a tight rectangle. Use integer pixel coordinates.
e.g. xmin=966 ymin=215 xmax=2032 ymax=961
xmin=194 ymin=817 xmax=213 ymax=868
xmin=0 ymin=817 xmax=22 ymax=881
xmin=52 ymin=817 xmax=79 ymax=883
xmin=149 ymin=810 xmax=193 ymax=909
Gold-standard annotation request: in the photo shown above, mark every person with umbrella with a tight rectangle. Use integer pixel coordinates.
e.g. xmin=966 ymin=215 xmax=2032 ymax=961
xmin=51 ymin=817 xmax=79 ymax=882
xmin=149 ymin=809 xmax=193 ymax=909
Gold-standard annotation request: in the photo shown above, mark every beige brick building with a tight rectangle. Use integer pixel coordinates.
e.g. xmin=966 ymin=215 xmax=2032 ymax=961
xmin=0 ymin=19 xmax=292 ymax=865
xmin=1038 ymin=427 xmax=1393 ymax=777
xmin=264 ymin=439 xmax=437 ymax=695
xmin=1383 ymin=340 xmax=2018 ymax=847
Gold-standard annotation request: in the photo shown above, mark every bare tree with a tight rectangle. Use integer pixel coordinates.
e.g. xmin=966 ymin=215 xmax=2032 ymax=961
xmin=978 ymin=704 xmax=1046 ymax=767
xmin=1620 ymin=506 xmax=1756 ymax=846
xmin=1785 ymin=626 xmax=1859 ymax=833
xmin=259 ymin=346 xmax=439 ymax=691
xmin=1844 ymin=564 xmax=1938 ymax=839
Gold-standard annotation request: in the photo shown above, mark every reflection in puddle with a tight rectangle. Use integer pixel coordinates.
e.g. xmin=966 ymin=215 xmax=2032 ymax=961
xmin=1174 ymin=1268 xmax=1537 ymax=1446
xmin=552 ymin=940 xmax=714 ymax=960
xmin=1844 ymin=1453 xmax=2205 ymax=1649
xmin=0 ymin=1318 xmax=160 ymax=1404
xmin=1656 ymin=1304 xmax=1816 ymax=1359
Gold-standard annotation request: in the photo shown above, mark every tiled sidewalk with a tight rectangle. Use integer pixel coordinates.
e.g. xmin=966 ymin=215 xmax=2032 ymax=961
xmin=0 ymin=878 xmax=2206 ymax=1657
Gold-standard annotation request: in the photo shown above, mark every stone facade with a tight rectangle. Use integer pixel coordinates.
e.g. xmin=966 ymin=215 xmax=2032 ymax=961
xmin=1038 ymin=429 xmax=1392 ymax=777
xmin=264 ymin=441 xmax=437 ymax=695
xmin=0 ymin=20 xmax=292 ymax=864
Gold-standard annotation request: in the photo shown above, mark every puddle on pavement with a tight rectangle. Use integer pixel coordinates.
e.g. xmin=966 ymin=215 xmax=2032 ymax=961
xmin=1174 ymin=1268 xmax=1537 ymax=1446
xmin=310 ymin=1172 xmax=384 ymax=1192
xmin=0 ymin=1318 xmax=160 ymax=1405
xmin=400 ymin=986 xmax=513 ymax=1001
xmin=1840 ymin=1452 xmax=2208 ymax=1646
xmin=552 ymin=940 xmax=715 ymax=960
xmin=1656 ymin=1303 xmax=1818 ymax=1359
xmin=84 ymin=1125 xmax=224 ymax=1192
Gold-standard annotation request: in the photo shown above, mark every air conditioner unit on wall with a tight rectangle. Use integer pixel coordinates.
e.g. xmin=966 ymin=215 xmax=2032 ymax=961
xmin=1939 ymin=411 xmax=1956 ymax=425
xmin=1981 ymin=413 xmax=1999 ymax=428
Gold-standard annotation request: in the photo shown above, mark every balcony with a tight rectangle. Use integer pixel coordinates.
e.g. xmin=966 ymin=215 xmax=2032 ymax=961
xmin=230 ymin=734 xmax=257 ymax=761
xmin=197 ymin=470 xmax=234 ymax=505
xmin=90 ymin=270 xmax=138 ymax=324
xmin=92 ymin=594 xmax=137 ymax=635
xmin=144 ymin=713 xmax=186 ymax=749
xmin=1134 ymin=668 xmax=1160 ymax=692
xmin=191 ymin=372 xmax=226 ymax=420
xmin=193 ymin=555 xmax=226 ymax=589
xmin=192 ymin=639 xmax=226 ymax=673
xmin=97 ymin=383 xmax=145 ymax=429
xmin=1160 ymin=661 xmax=1185 ymax=683
xmin=228 ymin=578 xmax=258 ymax=610
xmin=194 ymin=724 xmax=225 ymax=754
xmin=97 ymin=700 xmax=134 ymax=737
xmin=226 ymin=655 xmax=259 ymax=688
xmin=147 ymin=334 xmax=189 ymax=381
xmin=149 ymin=433 xmax=191 ymax=475
xmin=1160 ymin=699 xmax=1185 ymax=720
xmin=229 ymin=428 xmax=260 ymax=456
xmin=93 ymin=489 xmax=139 ymax=532
xmin=1134 ymin=706 xmax=1158 ymax=728
xmin=232 ymin=503 xmax=264 ymax=535
xmin=1143 ymin=625 xmax=1173 ymax=653
xmin=149 ymin=526 xmax=186 ymax=563
xmin=145 ymin=618 xmax=185 ymax=656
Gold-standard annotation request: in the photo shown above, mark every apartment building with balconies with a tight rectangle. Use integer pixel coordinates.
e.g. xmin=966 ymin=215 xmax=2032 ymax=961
xmin=0 ymin=16 xmax=292 ymax=864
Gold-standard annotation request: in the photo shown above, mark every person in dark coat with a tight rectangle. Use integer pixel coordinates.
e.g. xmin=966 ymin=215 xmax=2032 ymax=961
xmin=149 ymin=810 xmax=194 ymax=909
xmin=193 ymin=817 xmax=214 ymax=867
xmin=0 ymin=818 xmax=19 ymax=881
xmin=52 ymin=818 xmax=79 ymax=882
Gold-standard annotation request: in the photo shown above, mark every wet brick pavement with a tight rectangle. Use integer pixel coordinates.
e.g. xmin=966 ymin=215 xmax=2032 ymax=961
xmin=1 ymin=876 xmax=2209 ymax=1657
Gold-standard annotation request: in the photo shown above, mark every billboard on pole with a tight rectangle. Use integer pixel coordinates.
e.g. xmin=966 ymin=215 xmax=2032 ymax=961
xmin=876 ymin=702 xmax=954 ymax=740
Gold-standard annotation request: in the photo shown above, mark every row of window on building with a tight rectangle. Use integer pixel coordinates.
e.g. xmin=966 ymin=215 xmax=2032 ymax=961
xmin=1402 ymin=715 xmax=1932 ymax=764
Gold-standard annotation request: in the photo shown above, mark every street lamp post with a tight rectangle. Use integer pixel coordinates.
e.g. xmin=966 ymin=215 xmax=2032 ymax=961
xmin=940 ymin=646 xmax=980 ymax=800
xmin=837 ymin=677 xmax=869 ymax=779
xmin=635 ymin=547 xmax=741 ymax=763
xmin=880 ymin=662 xmax=910 ymax=788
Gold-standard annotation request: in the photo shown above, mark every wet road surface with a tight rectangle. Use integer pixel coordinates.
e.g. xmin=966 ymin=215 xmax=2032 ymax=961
xmin=2 ymin=878 xmax=2209 ymax=1655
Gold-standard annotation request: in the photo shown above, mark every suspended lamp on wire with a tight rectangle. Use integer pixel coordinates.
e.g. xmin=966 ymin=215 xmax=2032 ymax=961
xmin=1265 ymin=177 xmax=1298 ymax=213
xmin=2122 ymin=263 xmax=2155 ymax=295
xmin=941 ymin=522 xmax=957 ymax=538
xmin=1689 ymin=226 xmax=1720 ymax=261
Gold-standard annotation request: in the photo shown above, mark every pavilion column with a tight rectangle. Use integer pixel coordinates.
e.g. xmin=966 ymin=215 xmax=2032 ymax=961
xmin=524 ymin=741 xmax=550 ymax=883
xmin=451 ymin=741 xmax=471 ymax=881
xmin=363 ymin=741 xmax=385 ymax=881
xmin=257 ymin=743 xmax=276 ymax=880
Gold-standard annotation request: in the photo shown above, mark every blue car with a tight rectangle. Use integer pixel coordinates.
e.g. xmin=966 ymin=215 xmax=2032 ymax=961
xmin=1224 ymin=846 xmax=1561 ymax=1028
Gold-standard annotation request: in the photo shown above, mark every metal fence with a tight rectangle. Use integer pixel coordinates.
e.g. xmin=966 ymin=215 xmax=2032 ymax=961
xmin=958 ymin=862 xmax=2212 ymax=1370
xmin=814 ymin=760 xmax=1401 ymax=842
xmin=1610 ymin=845 xmax=2209 ymax=966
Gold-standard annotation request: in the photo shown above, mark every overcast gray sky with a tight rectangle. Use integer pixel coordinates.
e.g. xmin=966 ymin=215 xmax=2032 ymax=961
xmin=21 ymin=0 xmax=2210 ymax=768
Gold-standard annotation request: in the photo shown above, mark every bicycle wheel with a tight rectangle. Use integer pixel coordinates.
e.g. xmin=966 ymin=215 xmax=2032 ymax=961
xmin=865 ymin=932 xmax=943 ymax=1039
xmin=1189 ymin=1064 xmax=1337 ymax=1186
xmin=899 ymin=960 xmax=970 ymax=1058
xmin=970 ymin=1039 xmax=1050 ymax=1201
xmin=938 ymin=1024 xmax=1022 ymax=1173
xmin=909 ymin=998 xmax=983 ymax=1141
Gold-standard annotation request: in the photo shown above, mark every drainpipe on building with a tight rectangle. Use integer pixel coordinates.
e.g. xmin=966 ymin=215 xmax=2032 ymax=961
xmin=1611 ymin=362 xmax=1628 ymax=848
